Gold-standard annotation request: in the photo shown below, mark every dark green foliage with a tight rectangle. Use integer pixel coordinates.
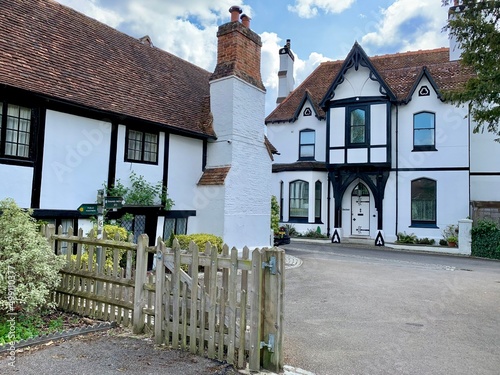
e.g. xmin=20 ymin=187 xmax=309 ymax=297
xmin=415 ymin=237 xmax=436 ymax=245
xmin=471 ymin=219 xmax=500 ymax=259
xmin=271 ymin=196 xmax=280 ymax=234
xmin=397 ymin=232 xmax=417 ymax=244
xmin=285 ymin=224 xmax=297 ymax=237
xmin=297 ymin=229 xmax=328 ymax=239
xmin=442 ymin=0 xmax=500 ymax=141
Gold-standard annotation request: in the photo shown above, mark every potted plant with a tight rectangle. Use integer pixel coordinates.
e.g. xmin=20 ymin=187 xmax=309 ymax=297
xmin=446 ymin=235 xmax=458 ymax=247
xmin=442 ymin=224 xmax=459 ymax=247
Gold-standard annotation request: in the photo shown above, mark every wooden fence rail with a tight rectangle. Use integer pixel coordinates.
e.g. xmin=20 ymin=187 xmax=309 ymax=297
xmin=43 ymin=224 xmax=284 ymax=372
xmin=42 ymin=224 xmax=137 ymax=327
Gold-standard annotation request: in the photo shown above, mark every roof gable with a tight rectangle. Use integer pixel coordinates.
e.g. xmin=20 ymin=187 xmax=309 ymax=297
xmin=0 ymin=0 xmax=215 ymax=138
xmin=320 ymin=42 xmax=396 ymax=106
xmin=266 ymin=45 xmax=474 ymax=125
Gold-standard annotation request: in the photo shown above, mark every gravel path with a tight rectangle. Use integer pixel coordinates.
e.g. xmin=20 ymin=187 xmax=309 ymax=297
xmin=0 ymin=329 xmax=239 ymax=375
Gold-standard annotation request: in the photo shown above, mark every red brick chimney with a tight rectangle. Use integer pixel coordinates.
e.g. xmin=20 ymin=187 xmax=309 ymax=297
xmin=210 ymin=6 xmax=264 ymax=91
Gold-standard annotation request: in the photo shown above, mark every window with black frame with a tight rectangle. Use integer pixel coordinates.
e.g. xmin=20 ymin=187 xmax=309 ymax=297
xmin=125 ymin=128 xmax=158 ymax=164
xmin=411 ymin=178 xmax=436 ymax=226
xmin=299 ymin=129 xmax=315 ymax=160
xmin=348 ymin=106 xmax=367 ymax=145
xmin=0 ymin=103 xmax=32 ymax=160
xmin=413 ymin=112 xmax=436 ymax=151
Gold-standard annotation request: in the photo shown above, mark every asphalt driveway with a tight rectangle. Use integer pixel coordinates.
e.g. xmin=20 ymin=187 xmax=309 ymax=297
xmin=282 ymin=242 xmax=500 ymax=375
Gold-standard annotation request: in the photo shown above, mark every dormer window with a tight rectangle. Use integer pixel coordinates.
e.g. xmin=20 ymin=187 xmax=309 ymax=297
xmin=413 ymin=112 xmax=436 ymax=151
xmin=348 ymin=106 xmax=369 ymax=145
xmin=299 ymin=129 xmax=315 ymax=160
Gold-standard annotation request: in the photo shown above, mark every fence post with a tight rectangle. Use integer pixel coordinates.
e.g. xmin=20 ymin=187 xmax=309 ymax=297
xmin=133 ymin=234 xmax=149 ymax=334
xmin=46 ymin=224 xmax=56 ymax=253
xmin=248 ymin=248 xmax=263 ymax=372
xmin=155 ymin=237 xmax=165 ymax=344
xmin=260 ymin=247 xmax=284 ymax=373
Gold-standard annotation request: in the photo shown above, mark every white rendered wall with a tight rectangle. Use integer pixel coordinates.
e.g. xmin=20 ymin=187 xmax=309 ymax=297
xmin=203 ymin=76 xmax=271 ymax=249
xmin=397 ymin=170 xmax=469 ymax=243
xmin=332 ymin=66 xmax=382 ymax=100
xmin=167 ymin=134 xmax=203 ymax=211
xmin=0 ymin=164 xmax=33 ymax=207
xmin=470 ymin=127 xmax=500 ymax=202
xmin=266 ymin=100 xmax=326 ymax=164
xmin=115 ymin=125 xmax=165 ymax=198
xmin=41 ymin=111 xmax=111 ymax=209
xmin=398 ymin=78 xmax=469 ymax=170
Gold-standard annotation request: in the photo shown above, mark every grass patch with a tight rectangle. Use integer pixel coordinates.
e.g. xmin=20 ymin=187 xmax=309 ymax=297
xmin=0 ymin=310 xmax=81 ymax=345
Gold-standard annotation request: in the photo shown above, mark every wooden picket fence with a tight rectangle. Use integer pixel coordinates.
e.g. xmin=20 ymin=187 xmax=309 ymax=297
xmin=42 ymin=224 xmax=137 ymax=326
xmin=42 ymin=224 xmax=284 ymax=373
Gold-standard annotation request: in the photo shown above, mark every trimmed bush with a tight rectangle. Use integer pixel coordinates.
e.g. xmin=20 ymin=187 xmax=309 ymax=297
xmin=174 ymin=234 xmax=224 ymax=253
xmin=0 ymin=199 xmax=65 ymax=312
xmin=471 ymin=219 xmax=500 ymax=260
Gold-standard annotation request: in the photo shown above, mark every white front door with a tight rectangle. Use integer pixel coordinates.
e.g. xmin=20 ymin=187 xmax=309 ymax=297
xmin=351 ymin=183 xmax=370 ymax=236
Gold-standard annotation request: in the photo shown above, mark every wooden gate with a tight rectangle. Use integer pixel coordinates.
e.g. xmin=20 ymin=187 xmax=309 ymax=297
xmin=133 ymin=235 xmax=284 ymax=373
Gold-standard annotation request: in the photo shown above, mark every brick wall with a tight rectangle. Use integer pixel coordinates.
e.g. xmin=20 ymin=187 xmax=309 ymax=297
xmin=210 ymin=21 xmax=264 ymax=91
xmin=471 ymin=201 xmax=500 ymax=226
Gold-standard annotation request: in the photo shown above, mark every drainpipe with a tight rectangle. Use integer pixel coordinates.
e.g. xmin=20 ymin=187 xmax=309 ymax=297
xmin=327 ymin=174 xmax=331 ymax=236
xmin=395 ymin=105 xmax=399 ymax=238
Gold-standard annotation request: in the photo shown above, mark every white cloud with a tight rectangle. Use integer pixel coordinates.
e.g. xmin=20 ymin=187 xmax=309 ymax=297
xmin=261 ymin=34 xmax=331 ymax=114
xmin=361 ymin=0 xmax=449 ymax=53
xmin=57 ymin=0 xmax=124 ymax=27
xmin=288 ymin=0 xmax=356 ymax=19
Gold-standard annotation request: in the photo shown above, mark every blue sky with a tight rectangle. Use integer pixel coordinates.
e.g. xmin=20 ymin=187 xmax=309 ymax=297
xmin=55 ymin=0 xmax=451 ymax=114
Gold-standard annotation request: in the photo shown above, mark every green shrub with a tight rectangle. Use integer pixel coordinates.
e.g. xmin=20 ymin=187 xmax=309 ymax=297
xmin=174 ymin=234 xmax=224 ymax=253
xmin=415 ymin=237 xmax=436 ymax=245
xmin=397 ymin=232 xmax=417 ymax=244
xmin=285 ymin=224 xmax=297 ymax=237
xmin=471 ymin=219 xmax=500 ymax=260
xmin=302 ymin=229 xmax=328 ymax=239
xmin=271 ymin=196 xmax=280 ymax=234
xmin=0 ymin=199 xmax=65 ymax=313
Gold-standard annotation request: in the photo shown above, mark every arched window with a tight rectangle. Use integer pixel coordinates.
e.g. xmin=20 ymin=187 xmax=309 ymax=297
xmin=413 ymin=112 xmax=436 ymax=151
xmin=315 ymin=181 xmax=322 ymax=223
xmin=299 ymin=129 xmax=315 ymax=160
xmin=289 ymin=180 xmax=309 ymax=221
xmin=411 ymin=178 xmax=436 ymax=226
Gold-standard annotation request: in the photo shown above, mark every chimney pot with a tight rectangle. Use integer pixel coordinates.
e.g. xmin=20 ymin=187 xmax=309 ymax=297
xmin=229 ymin=6 xmax=242 ymax=22
xmin=241 ymin=14 xmax=251 ymax=28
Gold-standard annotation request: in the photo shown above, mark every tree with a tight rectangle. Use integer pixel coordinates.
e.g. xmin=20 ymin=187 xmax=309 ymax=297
xmin=442 ymin=1 xmax=500 ymax=141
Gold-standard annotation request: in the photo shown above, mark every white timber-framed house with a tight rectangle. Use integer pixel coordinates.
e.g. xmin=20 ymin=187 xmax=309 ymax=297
xmin=266 ymin=4 xmax=500 ymax=245
xmin=0 ymin=0 xmax=273 ymax=254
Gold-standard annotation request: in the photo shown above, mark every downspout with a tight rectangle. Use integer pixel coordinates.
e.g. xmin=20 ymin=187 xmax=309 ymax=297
xmin=468 ymin=102 xmax=472 ymax=218
xmin=327 ymin=174 xmax=331 ymax=236
xmin=395 ymin=104 xmax=399 ymax=238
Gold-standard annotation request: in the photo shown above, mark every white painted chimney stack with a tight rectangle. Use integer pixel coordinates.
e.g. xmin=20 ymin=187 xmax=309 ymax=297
xmin=276 ymin=39 xmax=295 ymax=105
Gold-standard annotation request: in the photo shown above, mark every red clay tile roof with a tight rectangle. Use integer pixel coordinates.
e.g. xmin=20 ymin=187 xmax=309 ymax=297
xmin=266 ymin=47 xmax=474 ymax=124
xmin=197 ymin=166 xmax=231 ymax=185
xmin=0 ymin=0 xmax=215 ymax=138
xmin=264 ymin=136 xmax=279 ymax=161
